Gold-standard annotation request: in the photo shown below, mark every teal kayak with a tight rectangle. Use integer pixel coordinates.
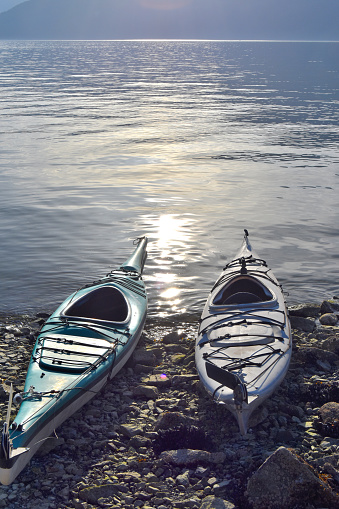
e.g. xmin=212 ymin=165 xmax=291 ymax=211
xmin=0 ymin=236 xmax=148 ymax=485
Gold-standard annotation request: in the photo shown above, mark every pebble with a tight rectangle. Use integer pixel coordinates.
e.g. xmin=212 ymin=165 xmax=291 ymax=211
xmin=1 ymin=301 xmax=339 ymax=508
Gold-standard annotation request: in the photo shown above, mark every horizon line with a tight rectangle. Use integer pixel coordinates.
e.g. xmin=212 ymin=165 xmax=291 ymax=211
xmin=1 ymin=38 xmax=339 ymax=43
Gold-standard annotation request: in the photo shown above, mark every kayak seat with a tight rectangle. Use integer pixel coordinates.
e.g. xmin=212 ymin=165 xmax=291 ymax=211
xmin=65 ymin=286 xmax=129 ymax=322
xmin=223 ymin=292 xmax=262 ymax=305
xmin=213 ymin=276 xmax=273 ymax=305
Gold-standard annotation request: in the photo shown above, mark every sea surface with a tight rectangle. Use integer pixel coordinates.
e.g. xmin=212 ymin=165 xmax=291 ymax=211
xmin=0 ymin=40 xmax=338 ymax=319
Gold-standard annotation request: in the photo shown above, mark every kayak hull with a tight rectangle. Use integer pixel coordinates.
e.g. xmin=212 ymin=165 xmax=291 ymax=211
xmin=0 ymin=237 xmax=148 ymax=485
xmin=195 ymin=231 xmax=291 ymax=435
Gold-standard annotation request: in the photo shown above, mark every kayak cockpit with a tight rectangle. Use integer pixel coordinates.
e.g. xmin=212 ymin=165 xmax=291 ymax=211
xmin=213 ymin=276 xmax=273 ymax=306
xmin=63 ymin=286 xmax=129 ymax=323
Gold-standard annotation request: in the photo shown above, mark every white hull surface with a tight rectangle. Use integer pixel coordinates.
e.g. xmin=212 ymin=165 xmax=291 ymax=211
xmin=195 ymin=231 xmax=291 ymax=435
xmin=0 ymin=237 xmax=148 ymax=485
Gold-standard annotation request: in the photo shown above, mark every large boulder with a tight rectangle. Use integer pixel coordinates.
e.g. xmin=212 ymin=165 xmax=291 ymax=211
xmin=246 ymin=446 xmax=339 ymax=509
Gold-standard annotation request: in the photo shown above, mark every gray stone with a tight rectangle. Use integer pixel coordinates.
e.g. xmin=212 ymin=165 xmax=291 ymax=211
xmin=200 ymin=495 xmax=235 ymax=509
xmin=120 ymin=423 xmax=145 ymax=438
xmin=159 ymin=449 xmax=226 ymax=466
xmin=246 ymin=446 xmax=339 ymax=509
xmin=132 ymin=349 xmax=157 ymax=366
xmin=164 ymin=343 xmax=189 ymax=353
xmin=289 ymin=315 xmax=315 ymax=332
xmin=174 ymin=498 xmax=201 ymax=508
xmin=129 ymin=435 xmax=152 ymax=449
xmin=321 ymin=299 xmax=339 ymax=314
xmin=133 ymin=384 xmax=159 ymax=399
xmin=275 ymin=429 xmax=295 ymax=443
xmin=79 ymin=484 xmax=120 ymax=504
xmin=154 ymin=411 xmax=197 ymax=431
xmin=321 ymin=335 xmax=339 ymax=354
xmin=310 ymin=453 xmax=339 ymax=469
xmin=320 ymin=313 xmax=338 ymax=326
xmin=213 ymin=480 xmax=232 ymax=496
xmin=176 ymin=469 xmax=190 ymax=486
xmin=319 ymin=401 xmax=339 ymax=424
xmin=134 ymin=364 xmax=155 ymax=374
xmin=142 ymin=374 xmax=172 ymax=388
xmin=248 ymin=404 xmax=269 ymax=428
xmin=163 ymin=331 xmax=185 ymax=344
xmin=171 ymin=353 xmax=187 ymax=365
xmin=172 ymin=374 xmax=199 ymax=386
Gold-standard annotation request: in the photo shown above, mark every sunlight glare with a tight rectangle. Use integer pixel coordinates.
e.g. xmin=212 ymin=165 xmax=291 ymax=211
xmin=139 ymin=0 xmax=192 ymax=10
xmin=157 ymin=213 xmax=191 ymax=254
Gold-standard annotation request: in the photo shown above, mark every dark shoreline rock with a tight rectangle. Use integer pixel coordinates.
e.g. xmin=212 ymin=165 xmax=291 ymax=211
xmin=1 ymin=301 xmax=339 ymax=508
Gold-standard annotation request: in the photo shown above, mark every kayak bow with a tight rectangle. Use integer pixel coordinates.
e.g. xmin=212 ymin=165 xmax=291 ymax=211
xmin=0 ymin=236 xmax=148 ymax=485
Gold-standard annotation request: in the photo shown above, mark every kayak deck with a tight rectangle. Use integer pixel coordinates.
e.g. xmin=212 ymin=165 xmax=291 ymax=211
xmin=196 ymin=231 xmax=292 ymax=435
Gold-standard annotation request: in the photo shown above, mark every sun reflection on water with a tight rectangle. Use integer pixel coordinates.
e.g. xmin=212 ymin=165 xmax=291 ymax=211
xmin=144 ymin=213 xmax=196 ymax=317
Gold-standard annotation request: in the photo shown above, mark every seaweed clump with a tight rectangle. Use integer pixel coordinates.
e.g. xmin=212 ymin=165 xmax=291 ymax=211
xmin=300 ymin=381 xmax=339 ymax=406
xmin=152 ymin=424 xmax=214 ymax=456
xmin=314 ymin=417 xmax=339 ymax=438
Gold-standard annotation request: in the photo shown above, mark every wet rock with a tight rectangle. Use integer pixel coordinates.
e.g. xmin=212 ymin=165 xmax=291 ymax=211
xmin=289 ymin=315 xmax=315 ymax=332
xmin=295 ymin=346 xmax=339 ymax=366
xmin=289 ymin=303 xmax=321 ymax=318
xmin=246 ymin=446 xmax=339 ymax=509
xmin=159 ymin=449 xmax=226 ymax=466
xmin=320 ymin=313 xmax=338 ymax=326
xmin=200 ymin=495 xmax=235 ymax=509
xmin=321 ymin=299 xmax=339 ymax=314
xmin=162 ymin=331 xmax=186 ymax=344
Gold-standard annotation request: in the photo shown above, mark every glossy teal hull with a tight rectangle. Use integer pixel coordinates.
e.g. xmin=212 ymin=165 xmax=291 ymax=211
xmin=0 ymin=237 xmax=148 ymax=485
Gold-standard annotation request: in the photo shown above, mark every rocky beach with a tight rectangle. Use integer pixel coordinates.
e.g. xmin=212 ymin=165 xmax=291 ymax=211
xmin=1 ymin=299 xmax=339 ymax=509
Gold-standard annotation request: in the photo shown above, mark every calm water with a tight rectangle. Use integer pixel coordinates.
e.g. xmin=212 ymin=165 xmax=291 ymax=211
xmin=0 ymin=40 xmax=338 ymax=318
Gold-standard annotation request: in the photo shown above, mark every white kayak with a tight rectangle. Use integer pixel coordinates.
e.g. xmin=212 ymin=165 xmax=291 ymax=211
xmin=195 ymin=230 xmax=292 ymax=435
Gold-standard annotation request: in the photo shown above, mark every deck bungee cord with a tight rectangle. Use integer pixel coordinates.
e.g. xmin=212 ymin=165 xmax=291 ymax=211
xmin=38 ymin=317 xmax=132 ymax=340
xmin=198 ymin=307 xmax=287 ymax=338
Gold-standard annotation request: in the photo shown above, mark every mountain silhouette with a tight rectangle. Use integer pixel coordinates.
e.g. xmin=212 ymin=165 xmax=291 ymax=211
xmin=0 ymin=0 xmax=337 ymax=40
